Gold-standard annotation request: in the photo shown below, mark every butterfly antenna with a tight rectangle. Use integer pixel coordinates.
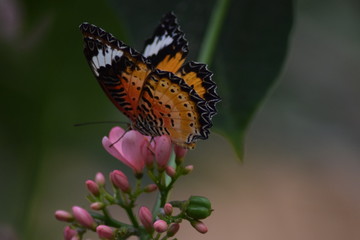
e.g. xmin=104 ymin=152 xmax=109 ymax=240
xmin=109 ymin=125 xmax=132 ymax=148
xmin=74 ymin=121 xmax=128 ymax=127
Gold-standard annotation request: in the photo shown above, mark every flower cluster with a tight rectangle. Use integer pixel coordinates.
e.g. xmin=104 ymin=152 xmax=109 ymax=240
xmin=55 ymin=127 xmax=212 ymax=240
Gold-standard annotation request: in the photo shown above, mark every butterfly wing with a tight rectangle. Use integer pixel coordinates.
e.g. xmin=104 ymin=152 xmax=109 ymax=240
xmin=142 ymin=12 xmax=188 ymax=73
xmin=176 ymin=61 xmax=220 ymax=117
xmin=135 ymin=70 xmax=213 ymax=149
xmin=80 ymin=22 xmax=152 ymax=121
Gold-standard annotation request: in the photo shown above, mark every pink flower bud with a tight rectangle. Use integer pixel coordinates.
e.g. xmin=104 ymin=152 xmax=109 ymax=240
xmin=110 ymin=170 xmax=130 ymax=193
xmin=90 ymin=202 xmax=104 ymax=210
xmin=191 ymin=221 xmax=208 ymax=234
xmin=96 ymin=225 xmax=114 ymax=239
xmin=164 ymin=203 xmax=173 ymax=216
xmin=55 ymin=210 xmax=73 ymax=222
xmin=86 ymin=180 xmax=100 ymax=196
xmin=165 ymin=166 xmax=176 ymax=177
xmin=72 ymin=206 xmax=96 ymax=229
xmin=63 ymin=226 xmax=77 ymax=240
xmin=154 ymin=135 xmax=172 ymax=170
xmin=142 ymin=139 xmax=155 ymax=168
xmin=153 ymin=219 xmax=168 ymax=233
xmin=95 ymin=172 xmax=106 ymax=186
xmin=144 ymin=184 xmax=157 ymax=193
xmin=183 ymin=165 xmax=194 ymax=175
xmin=174 ymin=144 xmax=188 ymax=159
xmin=167 ymin=223 xmax=180 ymax=237
xmin=138 ymin=206 xmax=153 ymax=232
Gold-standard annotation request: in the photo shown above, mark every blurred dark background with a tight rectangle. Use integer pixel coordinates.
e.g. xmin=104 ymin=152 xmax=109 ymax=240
xmin=0 ymin=0 xmax=359 ymax=239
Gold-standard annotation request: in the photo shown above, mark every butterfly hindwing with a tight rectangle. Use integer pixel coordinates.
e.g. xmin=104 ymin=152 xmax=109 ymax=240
xmin=176 ymin=61 xmax=220 ymax=117
xmin=80 ymin=23 xmax=152 ymax=121
xmin=135 ymin=70 xmax=212 ymax=148
xmin=142 ymin=12 xmax=188 ymax=73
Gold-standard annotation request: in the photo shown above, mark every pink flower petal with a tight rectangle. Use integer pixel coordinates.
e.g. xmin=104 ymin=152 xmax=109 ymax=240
xmin=102 ymin=136 xmax=124 ymax=160
xmin=121 ymin=130 xmax=146 ymax=173
xmin=109 ymin=126 xmax=126 ymax=149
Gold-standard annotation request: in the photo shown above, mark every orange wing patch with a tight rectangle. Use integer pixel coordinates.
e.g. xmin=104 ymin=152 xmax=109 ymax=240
xmin=177 ymin=62 xmax=219 ymax=116
xmin=135 ymin=70 xmax=206 ymax=148
xmin=156 ymin=52 xmax=185 ymax=73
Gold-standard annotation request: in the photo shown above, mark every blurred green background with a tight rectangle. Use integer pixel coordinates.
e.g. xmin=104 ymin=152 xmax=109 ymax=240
xmin=0 ymin=0 xmax=359 ymax=239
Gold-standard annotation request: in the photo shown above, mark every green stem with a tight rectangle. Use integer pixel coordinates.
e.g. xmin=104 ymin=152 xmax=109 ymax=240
xmin=125 ymin=206 xmax=139 ymax=228
xmin=198 ymin=0 xmax=231 ymax=64
xmin=152 ymin=152 xmax=175 ymax=216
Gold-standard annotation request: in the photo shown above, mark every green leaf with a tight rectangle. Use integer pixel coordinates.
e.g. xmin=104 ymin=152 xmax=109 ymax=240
xmin=207 ymin=0 xmax=294 ymax=159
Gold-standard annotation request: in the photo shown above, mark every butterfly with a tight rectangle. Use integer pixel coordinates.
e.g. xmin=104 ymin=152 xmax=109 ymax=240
xmin=80 ymin=12 xmax=220 ymax=149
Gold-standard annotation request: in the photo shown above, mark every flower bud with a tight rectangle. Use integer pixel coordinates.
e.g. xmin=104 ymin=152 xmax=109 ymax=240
xmin=164 ymin=203 xmax=173 ymax=216
xmin=64 ymin=226 xmax=77 ymax=240
xmin=55 ymin=210 xmax=73 ymax=222
xmin=90 ymin=202 xmax=104 ymax=211
xmin=174 ymin=144 xmax=188 ymax=159
xmin=95 ymin=172 xmax=106 ymax=186
xmin=110 ymin=170 xmax=130 ymax=193
xmin=72 ymin=206 xmax=96 ymax=229
xmin=191 ymin=221 xmax=208 ymax=234
xmin=142 ymin=140 xmax=155 ymax=168
xmin=144 ymin=184 xmax=157 ymax=193
xmin=86 ymin=180 xmax=100 ymax=196
xmin=96 ymin=225 xmax=114 ymax=239
xmin=167 ymin=223 xmax=180 ymax=237
xmin=154 ymin=135 xmax=172 ymax=170
xmin=165 ymin=166 xmax=176 ymax=177
xmin=185 ymin=196 xmax=212 ymax=219
xmin=153 ymin=219 xmax=168 ymax=233
xmin=138 ymin=206 xmax=153 ymax=232
xmin=182 ymin=165 xmax=194 ymax=175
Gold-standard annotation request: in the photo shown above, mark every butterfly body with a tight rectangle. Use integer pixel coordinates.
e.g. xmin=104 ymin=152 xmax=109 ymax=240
xmin=80 ymin=13 xmax=220 ymax=149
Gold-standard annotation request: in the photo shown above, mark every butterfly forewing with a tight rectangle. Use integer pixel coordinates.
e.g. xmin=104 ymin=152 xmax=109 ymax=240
xmin=142 ymin=12 xmax=188 ymax=73
xmin=80 ymin=23 xmax=152 ymax=121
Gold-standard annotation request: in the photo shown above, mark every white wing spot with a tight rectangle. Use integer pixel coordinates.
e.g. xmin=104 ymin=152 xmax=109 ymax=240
xmin=91 ymin=46 xmax=124 ymax=76
xmin=143 ymin=35 xmax=173 ymax=57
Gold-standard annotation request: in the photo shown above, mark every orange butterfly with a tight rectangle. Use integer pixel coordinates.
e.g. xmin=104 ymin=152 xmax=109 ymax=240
xmin=80 ymin=12 xmax=220 ymax=149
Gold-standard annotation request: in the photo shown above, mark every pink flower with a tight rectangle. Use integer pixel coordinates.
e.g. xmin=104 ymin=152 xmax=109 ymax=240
xmin=72 ymin=206 xmax=96 ymax=229
xmin=174 ymin=144 xmax=188 ymax=159
xmin=95 ymin=172 xmax=106 ymax=186
xmin=110 ymin=170 xmax=130 ymax=193
xmin=90 ymin=202 xmax=104 ymax=210
xmin=153 ymin=219 xmax=168 ymax=233
xmin=164 ymin=203 xmax=173 ymax=216
xmin=96 ymin=225 xmax=114 ymax=239
xmin=55 ymin=210 xmax=73 ymax=222
xmin=144 ymin=184 xmax=157 ymax=193
xmin=165 ymin=166 xmax=176 ymax=177
xmin=153 ymin=135 xmax=172 ymax=170
xmin=102 ymin=127 xmax=150 ymax=175
xmin=183 ymin=165 xmax=194 ymax=175
xmin=63 ymin=226 xmax=77 ymax=240
xmin=138 ymin=206 xmax=153 ymax=232
xmin=167 ymin=223 xmax=180 ymax=237
xmin=85 ymin=180 xmax=100 ymax=196
xmin=191 ymin=221 xmax=208 ymax=234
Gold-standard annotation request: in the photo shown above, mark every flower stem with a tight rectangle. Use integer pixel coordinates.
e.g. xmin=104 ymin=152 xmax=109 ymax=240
xmin=125 ymin=206 xmax=139 ymax=228
xmin=152 ymin=152 xmax=175 ymax=216
xmin=198 ymin=0 xmax=231 ymax=64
